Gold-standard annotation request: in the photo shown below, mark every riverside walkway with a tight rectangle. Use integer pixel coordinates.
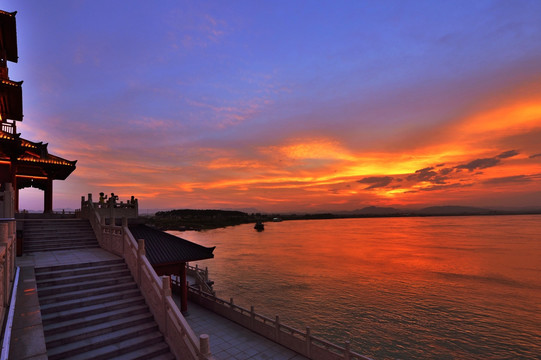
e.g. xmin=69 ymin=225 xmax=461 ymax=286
xmin=12 ymin=248 xmax=307 ymax=360
xmin=173 ymin=295 xmax=308 ymax=360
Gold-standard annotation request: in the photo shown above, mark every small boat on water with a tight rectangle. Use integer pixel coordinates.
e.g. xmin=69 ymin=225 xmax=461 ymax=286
xmin=254 ymin=221 xmax=264 ymax=231
xmin=272 ymin=217 xmax=282 ymax=222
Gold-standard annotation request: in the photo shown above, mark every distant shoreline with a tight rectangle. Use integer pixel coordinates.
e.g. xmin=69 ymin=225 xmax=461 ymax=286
xmin=145 ymin=207 xmax=541 ymax=231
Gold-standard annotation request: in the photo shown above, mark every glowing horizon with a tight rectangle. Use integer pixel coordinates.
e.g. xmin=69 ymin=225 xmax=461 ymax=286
xmin=5 ymin=1 xmax=541 ymax=213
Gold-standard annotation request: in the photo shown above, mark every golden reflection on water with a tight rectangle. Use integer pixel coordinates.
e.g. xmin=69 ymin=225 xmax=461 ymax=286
xmin=175 ymin=215 xmax=541 ymax=359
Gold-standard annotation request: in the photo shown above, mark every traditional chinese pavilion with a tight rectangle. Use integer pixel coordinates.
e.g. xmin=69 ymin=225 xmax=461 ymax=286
xmin=0 ymin=10 xmax=76 ymax=212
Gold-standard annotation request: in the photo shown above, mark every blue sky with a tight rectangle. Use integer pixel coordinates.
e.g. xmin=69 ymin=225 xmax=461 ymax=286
xmin=5 ymin=0 xmax=541 ymax=211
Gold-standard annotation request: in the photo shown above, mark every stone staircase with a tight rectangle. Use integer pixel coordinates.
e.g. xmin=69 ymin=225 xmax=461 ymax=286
xmin=23 ymin=219 xmax=99 ymax=253
xmin=36 ymin=258 xmax=175 ymax=360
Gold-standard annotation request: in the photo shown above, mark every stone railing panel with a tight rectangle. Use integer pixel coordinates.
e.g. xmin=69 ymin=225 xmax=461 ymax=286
xmin=0 ymin=245 xmax=5 ymax=320
xmin=187 ymin=287 xmax=372 ymax=360
xmin=124 ymin=232 xmax=139 ymax=281
xmin=140 ymin=257 xmax=164 ymax=323
xmin=0 ymin=219 xmax=16 ymax=330
xmin=164 ymin=296 xmax=200 ymax=359
xmin=80 ymin=193 xmax=138 ymax=220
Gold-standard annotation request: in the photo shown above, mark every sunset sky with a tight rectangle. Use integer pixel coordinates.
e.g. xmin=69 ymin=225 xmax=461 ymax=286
xmin=5 ymin=0 xmax=541 ymax=212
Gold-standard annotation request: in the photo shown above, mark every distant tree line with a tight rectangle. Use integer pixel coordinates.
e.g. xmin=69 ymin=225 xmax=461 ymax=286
xmin=145 ymin=206 xmax=541 ymax=231
xmin=146 ymin=209 xmax=266 ymax=231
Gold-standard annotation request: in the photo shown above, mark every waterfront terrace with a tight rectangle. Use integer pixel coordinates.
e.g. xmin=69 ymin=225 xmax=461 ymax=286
xmin=0 ymin=193 xmax=374 ymax=359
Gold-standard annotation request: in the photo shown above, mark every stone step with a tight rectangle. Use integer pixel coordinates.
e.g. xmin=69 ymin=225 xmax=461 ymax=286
xmin=43 ymin=304 xmax=150 ymax=336
xmin=59 ymin=331 xmax=166 ymax=360
xmin=24 ymin=233 xmax=96 ymax=240
xmin=24 ymin=230 xmax=95 ymax=236
xmin=36 ymin=263 xmax=127 ymax=281
xmin=35 ymin=259 xmax=125 ymax=274
xmin=24 ymin=226 xmax=93 ymax=232
xmin=23 ymin=223 xmax=93 ymax=229
xmin=24 ymin=241 xmax=98 ymax=248
xmin=45 ymin=312 xmax=155 ymax=348
xmin=40 ymin=288 xmax=141 ymax=315
xmin=46 ymin=322 xmax=160 ymax=360
xmin=41 ymin=295 xmax=146 ymax=325
xmin=24 ymin=242 xmax=99 ymax=251
xmin=108 ymin=342 xmax=174 ymax=360
xmin=22 ymin=219 xmax=89 ymax=223
xmin=39 ymin=281 xmax=137 ymax=305
xmin=37 ymin=274 xmax=134 ymax=298
xmin=36 ymin=268 xmax=130 ymax=288
xmin=24 ymin=244 xmax=100 ymax=253
xmin=24 ymin=239 xmax=98 ymax=246
xmin=24 ymin=227 xmax=94 ymax=233
xmin=24 ymin=239 xmax=97 ymax=245
xmin=24 ymin=222 xmax=91 ymax=227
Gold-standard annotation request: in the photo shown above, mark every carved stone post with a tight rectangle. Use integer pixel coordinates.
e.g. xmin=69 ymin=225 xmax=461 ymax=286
xmin=121 ymin=218 xmax=128 ymax=256
xmin=162 ymin=275 xmax=171 ymax=336
xmin=199 ymin=334 xmax=210 ymax=357
xmin=180 ymin=262 xmax=188 ymax=314
xmin=137 ymin=239 xmax=145 ymax=286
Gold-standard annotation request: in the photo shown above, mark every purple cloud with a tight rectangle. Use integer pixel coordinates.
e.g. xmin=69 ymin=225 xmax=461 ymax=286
xmin=497 ymin=150 xmax=519 ymax=159
xmin=456 ymin=157 xmax=501 ymax=171
xmin=407 ymin=167 xmax=448 ymax=184
xmin=483 ymin=175 xmax=533 ymax=185
xmin=358 ymin=176 xmax=393 ymax=189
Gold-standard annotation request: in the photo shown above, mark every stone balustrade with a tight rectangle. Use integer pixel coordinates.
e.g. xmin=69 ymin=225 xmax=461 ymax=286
xmin=0 ymin=183 xmax=14 ymax=219
xmin=80 ymin=193 xmax=138 ymax=220
xmin=81 ymin=198 xmax=213 ymax=360
xmin=185 ymin=264 xmax=215 ymax=296
xmin=0 ymin=217 xmax=16 ymax=332
xmin=183 ymin=284 xmax=374 ymax=360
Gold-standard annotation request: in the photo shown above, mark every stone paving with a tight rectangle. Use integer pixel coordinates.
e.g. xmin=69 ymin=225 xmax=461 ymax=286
xmin=174 ymin=296 xmax=308 ymax=360
xmin=12 ymin=249 xmax=307 ymax=360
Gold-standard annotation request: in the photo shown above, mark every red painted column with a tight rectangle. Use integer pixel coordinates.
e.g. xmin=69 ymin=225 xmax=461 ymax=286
xmin=44 ymin=178 xmax=53 ymax=213
xmin=180 ymin=262 xmax=188 ymax=313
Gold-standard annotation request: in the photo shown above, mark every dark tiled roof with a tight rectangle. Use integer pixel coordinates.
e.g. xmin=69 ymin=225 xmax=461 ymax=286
xmin=128 ymin=224 xmax=214 ymax=265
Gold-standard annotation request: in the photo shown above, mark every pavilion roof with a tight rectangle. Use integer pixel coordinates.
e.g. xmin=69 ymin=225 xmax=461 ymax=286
xmin=0 ymin=78 xmax=23 ymax=121
xmin=0 ymin=130 xmax=77 ymax=180
xmin=128 ymin=224 xmax=215 ymax=265
xmin=0 ymin=10 xmax=18 ymax=63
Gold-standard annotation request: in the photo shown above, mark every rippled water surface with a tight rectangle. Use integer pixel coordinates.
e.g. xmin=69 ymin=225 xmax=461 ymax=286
xmin=172 ymin=215 xmax=541 ymax=359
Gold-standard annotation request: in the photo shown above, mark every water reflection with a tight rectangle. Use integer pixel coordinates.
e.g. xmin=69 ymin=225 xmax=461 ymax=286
xmin=173 ymin=215 xmax=541 ymax=359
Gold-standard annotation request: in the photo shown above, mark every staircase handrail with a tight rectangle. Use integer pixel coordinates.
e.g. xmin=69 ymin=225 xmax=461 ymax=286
xmin=0 ymin=217 xmax=17 ymax=346
xmin=83 ymin=200 xmax=104 ymax=246
xmin=82 ymin=203 xmax=213 ymax=360
xmin=186 ymin=264 xmax=215 ymax=296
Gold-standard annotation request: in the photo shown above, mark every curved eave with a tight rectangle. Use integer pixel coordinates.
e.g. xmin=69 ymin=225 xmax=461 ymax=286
xmin=128 ymin=224 xmax=215 ymax=265
xmin=0 ymin=79 xmax=23 ymax=121
xmin=0 ymin=10 xmax=18 ymax=62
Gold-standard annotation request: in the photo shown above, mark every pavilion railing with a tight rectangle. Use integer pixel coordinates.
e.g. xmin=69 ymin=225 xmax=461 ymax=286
xmin=81 ymin=197 xmax=213 ymax=360
xmin=1 ymin=122 xmax=15 ymax=134
xmin=185 ymin=264 xmax=215 ymax=296
xmin=80 ymin=193 xmax=138 ymax=221
xmin=0 ymin=216 xmax=16 ymax=334
xmin=177 ymin=282 xmax=374 ymax=360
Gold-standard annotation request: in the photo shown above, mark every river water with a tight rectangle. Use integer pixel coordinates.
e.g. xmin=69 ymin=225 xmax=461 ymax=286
xmin=171 ymin=215 xmax=541 ymax=359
